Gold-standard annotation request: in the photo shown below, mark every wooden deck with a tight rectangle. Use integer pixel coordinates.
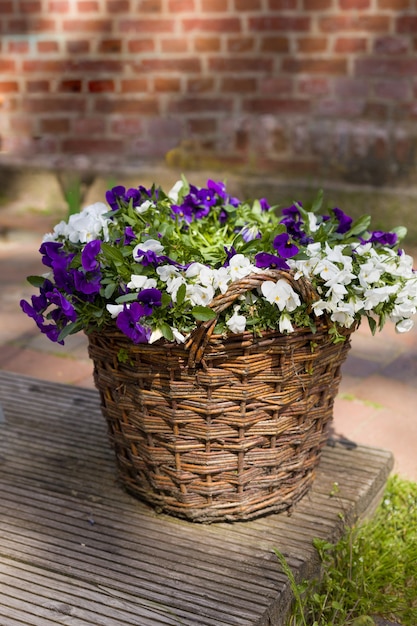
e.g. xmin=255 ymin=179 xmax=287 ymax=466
xmin=0 ymin=370 xmax=393 ymax=626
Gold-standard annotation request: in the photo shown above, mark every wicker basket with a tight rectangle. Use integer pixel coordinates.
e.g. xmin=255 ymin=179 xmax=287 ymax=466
xmin=87 ymin=270 xmax=354 ymax=522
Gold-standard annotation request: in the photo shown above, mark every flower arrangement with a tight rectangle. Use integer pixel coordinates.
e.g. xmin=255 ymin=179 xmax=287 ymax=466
xmin=21 ymin=177 xmax=417 ymax=346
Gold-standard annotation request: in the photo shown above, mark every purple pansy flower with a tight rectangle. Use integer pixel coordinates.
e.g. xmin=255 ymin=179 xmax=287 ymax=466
xmin=272 ymin=233 xmax=299 ymax=259
xmin=123 ymin=226 xmax=136 ymax=245
xmin=136 ymin=288 xmax=162 ymax=315
xmin=259 ymin=198 xmax=270 ymax=211
xmin=255 ymin=253 xmax=290 ymax=270
xmin=81 ymin=240 xmax=101 ymax=272
xmin=361 ymin=230 xmax=398 ymax=247
xmin=333 ymin=207 xmax=352 ymax=234
xmin=116 ymin=303 xmax=151 ymax=344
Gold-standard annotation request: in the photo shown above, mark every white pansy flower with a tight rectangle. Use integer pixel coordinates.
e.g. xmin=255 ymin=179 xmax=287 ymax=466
xmin=168 ymin=180 xmax=184 ymax=202
xmin=395 ymin=319 xmax=414 ymax=333
xmin=279 ymin=313 xmax=294 ymax=334
xmin=228 ymin=254 xmax=256 ymax=280
xmin=127 ymin=275 xmax=157 ymax=290
xmin=261 ymin=279 xmax=301 ymax=312
xmin=47 ymin=202 xmax=111 ymax=244
xmin=135 ymin=199 xmax=154 ymax=214
xmin=307 ymin=212 xmax=319 ymax=232
xmin=166 ymin=275 xmax=186 ymax=302
xmin=157 ymin=264 xmax=180 ymax=282
xmin=133 ymin=238 xmax=164 ymax=261
xmin=106 ymin=304 xmax=124 ymax=318
xmin=212 ymin=266 xmax=232 ymax=294
xmin=186 ymin=284 xmax=215 ymax=306
xmin=226 ymin=308 xmax=246 ymax=334
xmin=149 ymin=328 xmax=164 ymax=344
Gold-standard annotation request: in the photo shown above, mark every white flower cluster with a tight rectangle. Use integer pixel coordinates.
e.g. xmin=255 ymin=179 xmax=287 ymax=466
xmin=43 ymin=202 xmax=111 ymax=244
xmin=289 ymin=240 xmax=417 ymax=333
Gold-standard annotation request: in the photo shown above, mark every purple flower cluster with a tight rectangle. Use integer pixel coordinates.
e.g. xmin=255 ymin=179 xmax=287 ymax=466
xmin=105 ymin=184 xmax=154 ymax=212
xmin=171 ymin=179 xmax=241 ymax=224
xmin=116 ymin=288 xmax=162 ymax=344
xmin=19 ymin=239 xmax=103 ymax=342
xmin=255 ymin=233 xmax=299 ymax=270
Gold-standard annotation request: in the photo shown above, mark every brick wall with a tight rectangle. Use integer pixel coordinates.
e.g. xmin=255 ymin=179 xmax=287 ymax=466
xmin=1 ymin=0 xmax=417 ymax=184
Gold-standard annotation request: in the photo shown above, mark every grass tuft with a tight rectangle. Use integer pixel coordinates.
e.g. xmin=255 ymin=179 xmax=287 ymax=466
xmin=277 ymin=475 xmax=417 ymax=626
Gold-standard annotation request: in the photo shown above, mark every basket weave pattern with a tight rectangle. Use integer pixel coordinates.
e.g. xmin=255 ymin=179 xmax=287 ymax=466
xmin=87 ymin=271 xmax=354 ymax=522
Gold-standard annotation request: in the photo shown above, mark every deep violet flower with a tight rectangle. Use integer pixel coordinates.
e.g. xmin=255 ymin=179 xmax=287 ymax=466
xmin=362 ymin=230 xmax=398 ymax=247
xmin=81 ymin=240 xmax=101 ymax=272
xmin=136 ymin=288 xmax=162 ymax=314
xmin=116 ymin=303 xmax=151 ymax=344
xmin=255 ymin=253 xmax=290 ymax=270
xmin=333 ymin=207 xmax=352 ymax=234
xmin=272 ymin=233 xmax=299 ymax=259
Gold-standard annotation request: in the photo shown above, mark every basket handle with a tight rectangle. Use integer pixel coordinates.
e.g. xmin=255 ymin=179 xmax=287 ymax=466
xmin=185 ymin=269 xmax=318 ymax=368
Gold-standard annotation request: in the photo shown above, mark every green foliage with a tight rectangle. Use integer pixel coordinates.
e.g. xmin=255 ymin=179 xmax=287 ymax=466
xmin=278 ymin=475 xmax=417 ymax=626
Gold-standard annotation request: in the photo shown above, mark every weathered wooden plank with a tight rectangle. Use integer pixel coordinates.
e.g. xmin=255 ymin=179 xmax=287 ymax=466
xmin=0 ymin=370 xmax=394 ymax=626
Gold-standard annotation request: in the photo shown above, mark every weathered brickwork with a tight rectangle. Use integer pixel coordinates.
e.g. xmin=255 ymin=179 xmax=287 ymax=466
xmin=1 ymin=0 xmax=417 ymax=183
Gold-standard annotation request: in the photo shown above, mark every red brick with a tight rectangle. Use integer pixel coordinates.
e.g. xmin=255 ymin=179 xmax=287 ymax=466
xmin=187 ymin=77 xmax=215 ymax=92
xmin=334 ymin=78 xmax=370 ymax=98
xmin=98 ymin=39 xmax=123 ymax=53
xmin=161 ymin=38 xmax=189 ymax=53
xmin=316 ymin=99 xmax=364 ymax=117
xmin=40 ymin=118 xmax=71 ymax=133
xmin=66 ymin=40 xmax=90 ymax=53
xmin=27 ymin=80 xmax=50 ymax=92
xmin=374 ymin=80 xmax=410 ymax=101
xmin=220 ymin=77 xmax=258 ymax=92
xmin=227 ymin=36 xmax=255 ymax=52
xmin=77 ymin=0 xmax=99 ymax=10
xmin=72 ymin=118 xmax=106 ymax=133
xmin=396 ymin=16 xmax=417 ymax=33
xmin=89 ymin=80 xmax=115 ymax=93
xmin=0 ymin=1 xmax=13 ymax=11
xmin=235 ymin=0 xmax=262 ymax=8
xmin=9 ymin=117 xmax=33 ymax=133
xmin=356 ymin=58 xmax=417 ymax=76
xmin=118 ymin=18 xmax=174 ymax=32
xmin=0 ymin=81 xmax=18 ymax=93
xmin=7 ymin=40 xmax=30 ymax=53
xmin=94 ymin=98 xmax=159 ymax=114
xmin=334 ymin=37 xmax=367 ymax=53
xmin=106 ymin=0 xmax=130 ymax=10
xmin=19 ymin=1 xmax=42 ymax=12
xmin=167 ymin=0 xmax=195 ymax=9
xmin=24 ymin=97 xmax=86 ymax=113
xmin=121 ymin=79 xmax=148 ymax=92
xmin=62 ymin=138 xmax=124 ymax=154
xmin=249 ymin=16 xmax=310 ymax=31
xmin=167 ymin=97 xmax=234 ymax=113
xmin=63 ymin=19 xmax=112 ymax=32
xmin=374 ymin=36 xmax=409 ymax=54
xmin=260 ymin=36 xmax=289 ymax=52
xmin=154 ymin=77 xmax=181 ymax=92
xmin=282 ymin=58 xmax=348 ymax=74
xmin=208 ymin=57 xmax=273 ymax=72
xmin=47 ymin=1 xmax=70 ymax=11
xmin=380 ymin=0 xmax=409 ymax=7
xmin=0 ymin=59 xmax=16 ymax=72
xmin=296 ymin=36 xmax=328 ymax=52
xmin=298 ymin=77 xmax=330 ymax=95
xmin=201 ymin=0 xmax=228 ymax=9
xmin=319 ymin=15 xmax=390 ymax=32
xmin=194 ymin=37 xmax=221 ymax=52
xmin=187 ymin=118 xmax=217 ymax=134
xmin=136 ymin=58 xmax=201 ymax=72
xmin=269 ymin=0 xmax=297 ymax=7
xmin=242 ymin=98 xmax=311 ymax=114
xmin=37 ymin=40 xmax=60 ymax=53
xmin=59 ymin=79 xmax=83 ymax=92
xmin=259 ymin=76 xmax=293 ymax=94
xmin=303 ymin=0 xmax=332 ymax=8
xmin=110 ymin=118 xmax=143 ymax=134
xmin=137 ymin=0 xmax=162 ymax=10
xmin=182 ymin=18 xmax=241 ymax=32
xmin=339 ymin=0 xmax=370 ymax=8
xmin=363 ymin=102 xmax=389 ymax=119
xmin=127 ymin=39 xmax=155 ymax=53
xmin=9 ymin=17 xmax=56 ymax=31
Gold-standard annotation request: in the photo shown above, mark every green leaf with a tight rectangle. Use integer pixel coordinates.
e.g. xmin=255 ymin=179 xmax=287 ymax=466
xmin=392 ymin=225 xmax=407 ymax=243
xmin=347 ymin=214 xmax=372 ymax=237
xmin=160 ymin=322 xmax=174 ymax=341
xmin=311 ymin=189 xmax=324 ymax=214
xmin=191 ymin=306 xmax=217 ymax=321
xmin=27 ymin=275 xmax=47 ymax=288
xmin=103 ymin=283 xmax=117 ymax=299
xmin=115 ymin=293 xmax=140 ymax=304
xmin=367 ymin=315 xmax=377 ymax=335
xmin=176 ymin=283 xmax=186 ymax=306
xmin=101 ymin=242 xmax=125 ymax=264
xmin=57 ymin=320 xmax=83 ymax=342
